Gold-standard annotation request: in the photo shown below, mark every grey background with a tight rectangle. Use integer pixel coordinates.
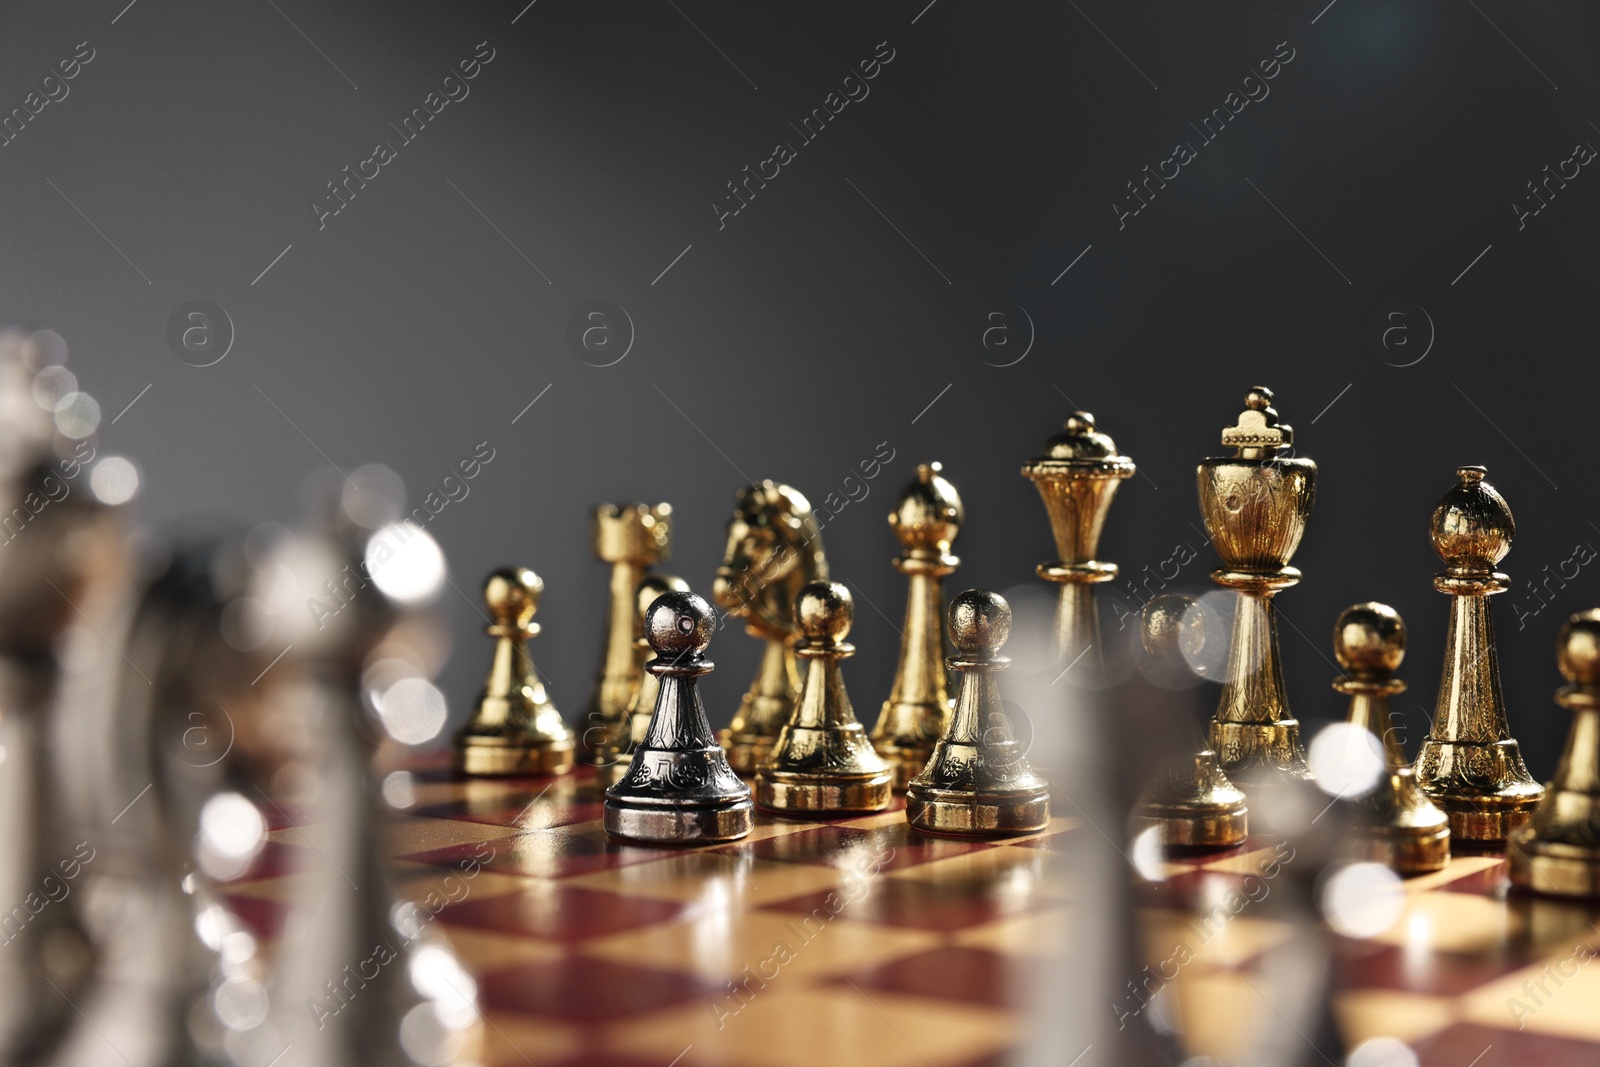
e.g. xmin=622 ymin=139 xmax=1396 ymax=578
xmin=2 ymin=0 xmax=1596 ymax=776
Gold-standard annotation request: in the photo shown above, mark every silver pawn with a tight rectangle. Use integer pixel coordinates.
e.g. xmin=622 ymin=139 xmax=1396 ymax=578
xmin=605 ymin=591 xmax=753 ymax=843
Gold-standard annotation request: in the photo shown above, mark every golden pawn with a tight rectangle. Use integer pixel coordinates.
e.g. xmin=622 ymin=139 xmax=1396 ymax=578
xmin=1510 ymin=610 xmax=1600 ymax=896
xmin=1134 ymin=596 xmax=1249 ymax=849
xmin=1332 ymin=603 xmax=1450 ymax=874
xmin=598 ymin=572 xmax=690 ymax=786
xmin=871 ymin=462 xmax=962 ymax=790
xmin=1199 ymin=387 xmax=1315 ymax=781
xmin=579 ymin=502 xmax=672 ymax=764
xmin=1021 ymin=412 xmax=1135 ymax=672
xmin=1415 ymin=466 xmax=1544 ymax=842
xmin=453 ymin=568 xmax=575 ymax=776
xmin=907 ymin=590 xmax=1050 ymax=835
xmin=757 ymin=582 xmax=893 ymax=814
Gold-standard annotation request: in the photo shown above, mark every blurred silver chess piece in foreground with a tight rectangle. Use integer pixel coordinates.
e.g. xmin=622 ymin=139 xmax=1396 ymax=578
xmin=0 ymin=328 xmax=138 ymax=1065
xmin=237 ymin=467 xmax=481 ymax=1067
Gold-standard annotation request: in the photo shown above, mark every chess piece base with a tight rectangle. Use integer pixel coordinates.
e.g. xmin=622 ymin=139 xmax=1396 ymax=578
xmin=874 ymin=740 xmax=935 ymax=791
xmin=454 ymin=736 xmax=575 ymax=777
xmin=1508 ymin=840 xmax=1600 ymax=898
xmin=756 ymin=770 xmax=893 ymax=814
xmin=905 ymin=785 xmax=1049 ymax=836
xmin=1137 ymin=748 xmax=1250 ymax=850
xmin=603 ymin=798 xmax=754 ymax=843
xmin=720 ymin=730 xmax=775 ymax=777
xmin=1436 ymin=802 xmax=1535 ymax=842
xmin=1362 ymin=825 xmax=1450 ymax=876
xmin=1416 ymin=739 xmax=1544 ymax=842
xmin=1135 ymin=804 xmax=1248 ymax=849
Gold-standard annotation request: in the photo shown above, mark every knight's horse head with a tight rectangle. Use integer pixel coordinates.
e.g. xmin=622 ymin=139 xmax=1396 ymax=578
xmin=713 ymin=481 xmax=828 ymax=638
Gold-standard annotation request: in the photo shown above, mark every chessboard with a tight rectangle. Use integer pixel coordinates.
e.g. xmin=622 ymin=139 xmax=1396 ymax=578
xmin=217 ymin=755 xmax=1600 ymax=1067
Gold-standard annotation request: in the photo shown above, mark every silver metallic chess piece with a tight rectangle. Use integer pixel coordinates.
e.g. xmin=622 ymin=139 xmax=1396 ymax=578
xmin=0 ymin=332 xmax=131 ymax=1065
xmin=1017 ymin=602 xmax=1186 ymax=1066
xmin=239 ymin=472 xmax=481 ymax=1067
xmin=73 ymin=534 xmax=268 ymax=1067
xmin=605 ymin=591 xmax=753 ymax=843
xmin=1233 ymin=775 xmax=1351 ymax=1067
xmin=600 ymin=573 xmax=691 ymax=786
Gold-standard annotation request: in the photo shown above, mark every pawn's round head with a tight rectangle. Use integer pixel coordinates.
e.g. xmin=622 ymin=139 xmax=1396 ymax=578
xmin=1430 ymin=466 xmax=1514 ymax=568
xmin=1558 ymin=609 xmax=1600 ymax=686
xmin=1333 ymin=602 xmax=1406 ymax=674
xmin=796 ymin=580 xmax=853 ymax=643
xmin=484 ymin=567 xmax=542 ymax=625
xmin=635 ymin=573 xmax=690 ymax=623
xmin=645 ymin=590 xmax=714 ymax=657
xmin=949 ymin=589 xmax=1011 ymax=655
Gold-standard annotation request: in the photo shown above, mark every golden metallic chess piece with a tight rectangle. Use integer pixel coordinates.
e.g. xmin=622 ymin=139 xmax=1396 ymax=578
xmin=758 ymin=581 xmax=893 ymax=814
xmin=712 ymin=481 xmax=829 ymax=775
xmin=1415 ymin=466 xmax=1544 ymax=842
xmin=1022 ymin=412 xmax=1135 ymax=672
xmin=1332 ymin=603 xmax=1450 ymax=874
xmin=1134 ymin=596 xmax=1249 ymax=849
xmin=453 ymin=567 xmax=576 ymax=776
xmin=1509 ymin=610 xmax=1600 ymax=897
xmin=1199 ymin=387 xmax=1315 ymax=780
xmin=605 ymin=590 xmax=753 ymax=843
xmin=907 ymin=590 xmax=1051 ymax=835
xmin=600 ymin=572 xmax=690 ymax=786
xmin=871 ymin=462 xmax=961 ymax=789
xmin=580 ymin=502 xmax=672 ymax=763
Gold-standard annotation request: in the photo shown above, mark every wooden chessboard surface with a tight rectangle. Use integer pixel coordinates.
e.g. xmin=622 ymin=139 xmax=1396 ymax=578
xmin=220 ymin=755 xmax=1600 ymax=1067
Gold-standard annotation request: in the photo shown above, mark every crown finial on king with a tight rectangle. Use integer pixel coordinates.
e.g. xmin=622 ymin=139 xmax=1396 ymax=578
xmin=1220 ymin=386 xmax=1293 ymax=456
